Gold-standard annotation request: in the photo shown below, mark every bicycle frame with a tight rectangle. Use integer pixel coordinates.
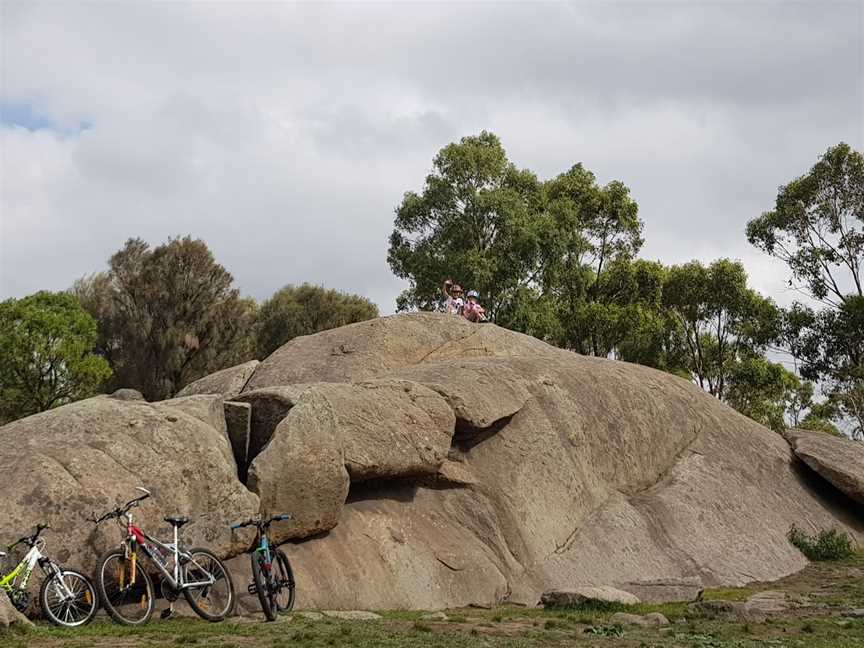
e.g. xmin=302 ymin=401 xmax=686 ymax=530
xmin=0 ymin=542 xmax=73 ymax=598
xmin=254 ymin=531 xmax=273 ymax=569
xmin=119 ymin=511 xmax=216 ymax=592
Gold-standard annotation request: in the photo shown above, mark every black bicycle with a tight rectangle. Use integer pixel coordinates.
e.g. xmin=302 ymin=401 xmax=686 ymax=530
xmin=230 ymin=514 xmax=295 ymax=621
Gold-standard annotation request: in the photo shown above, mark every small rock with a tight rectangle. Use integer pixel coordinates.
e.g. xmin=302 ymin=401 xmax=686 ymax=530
xmin=609 ymin=612 xmax=670 ymax=627
xmin=844 ymin=609 xmax=864 ymax=618
xmin=541 ymin=586 xmax=640 ymax=609
xmin=322 ymin=610 xmax=382 ymax=621
xmin=298 ymin=611 xmax=324 ymax=621
xmin=745 ymin=590 xmax=789 ymax=614
xmin=643 ymin=612 xmax=671 ymax=626
xmin=620 ymin=577 xmax=703 ymax=603
xmin=422 ymin=611 xmax=448 ymax=621
xmin=688 ymin=600 xmax=765 ymax=622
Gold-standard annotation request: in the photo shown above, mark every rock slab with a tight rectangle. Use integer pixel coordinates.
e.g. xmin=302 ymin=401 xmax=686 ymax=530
xmin=786 ymin=430 xmax=864 ymax=504
xmin=541 ymin=587 xmax=640 ymax=608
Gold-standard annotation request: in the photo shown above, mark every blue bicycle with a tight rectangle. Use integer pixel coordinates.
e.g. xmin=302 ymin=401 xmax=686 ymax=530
xmin=230 ymin=515 xmax=295 ymax=621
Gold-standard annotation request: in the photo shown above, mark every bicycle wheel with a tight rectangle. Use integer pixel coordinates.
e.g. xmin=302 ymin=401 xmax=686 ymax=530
xmin=40 ymin=569 xmax=98 ymax=627
xmin=182 ymin=548 xmax=235 ymax=622
xmin=96 ymin=549 xmax=154 ymax=625
xmin=272 ymin=549 xmax=295 ymax=613
xmin=251 ymin=551 xmax=275 ymax=621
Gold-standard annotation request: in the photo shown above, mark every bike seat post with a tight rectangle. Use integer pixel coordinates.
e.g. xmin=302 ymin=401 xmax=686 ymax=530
xmin=173 ymin=523 xmax=179 ymax=581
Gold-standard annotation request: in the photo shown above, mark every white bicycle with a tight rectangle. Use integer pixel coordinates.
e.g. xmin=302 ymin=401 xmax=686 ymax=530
xmin=0 ymin=523 xmax=98 ymax=627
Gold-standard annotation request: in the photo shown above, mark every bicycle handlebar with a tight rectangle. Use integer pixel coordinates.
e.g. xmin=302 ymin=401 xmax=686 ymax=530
xmin=91 ymin=489 xmax=151 ymax=525
xmin=8 ymin=523 xmax=50 ymax=550
xmin=230 ymin=514 xmax=292 ymax=530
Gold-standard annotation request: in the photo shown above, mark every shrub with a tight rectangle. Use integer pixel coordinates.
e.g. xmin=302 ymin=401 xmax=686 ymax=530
xmin=787 ymin=525 xmax=856 ymax=561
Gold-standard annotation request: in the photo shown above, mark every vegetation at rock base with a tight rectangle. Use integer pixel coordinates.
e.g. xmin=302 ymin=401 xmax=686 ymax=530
xmin=5 ymin=551 xmax=864 ymax=647
xmin=788 ymin=525 xmax=857 ymax=561
xmin=0 ymin=291 xmax=111 ymax=423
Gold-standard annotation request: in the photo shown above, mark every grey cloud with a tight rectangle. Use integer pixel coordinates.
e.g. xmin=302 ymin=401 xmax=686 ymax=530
xmin=1 ymin=2 xmax=861 ymax=314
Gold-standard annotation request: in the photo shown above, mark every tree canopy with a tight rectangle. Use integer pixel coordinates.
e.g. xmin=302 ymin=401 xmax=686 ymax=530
xmin=255 ymin=284 xmax=379 ymax=359
xmin=72 ymin=237 xmax=254 ymax=401
xmin=749 ymin=143 xmax=864 ymax=438
xmin=0 ymin=292 xmax=112 ymax=423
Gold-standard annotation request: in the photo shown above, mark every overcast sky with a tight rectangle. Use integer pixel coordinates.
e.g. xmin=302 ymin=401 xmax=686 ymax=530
xmin=1 ymin=1 xmax=862 ymax=313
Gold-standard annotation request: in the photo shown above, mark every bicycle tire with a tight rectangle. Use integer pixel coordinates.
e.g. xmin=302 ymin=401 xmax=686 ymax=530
xmin=95 ymin=549 xmax=154 ymax=625
xmin=273 ymin=549 xmax=295 ymax=613
xmin=251 ymin=550 xmax=275 ymax=621
xmin=40 ymin=568 xmax=98 ymax=627
xmin=182 ymin=547 xmax=235 ymax=622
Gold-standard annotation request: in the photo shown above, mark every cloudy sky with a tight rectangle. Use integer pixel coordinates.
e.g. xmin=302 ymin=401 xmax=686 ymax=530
xmin=1 ymin=1 xmax=862 ymax=312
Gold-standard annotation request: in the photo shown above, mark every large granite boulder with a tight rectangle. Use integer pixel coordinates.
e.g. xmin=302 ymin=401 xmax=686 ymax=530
xmin=785 ymin=429 xmax=864 ymax=504
xmin=247 ymin=390 xmax=349 ymax=541
xmin=0 ymin=396 xmax=259 ymax=573
xmin=4 ymin=313 xmax=864 ymax=612
xmin=177 ymin=360 xmax=260 ymax=397
xmin=234 ymin=314 xmax=864 ymax=609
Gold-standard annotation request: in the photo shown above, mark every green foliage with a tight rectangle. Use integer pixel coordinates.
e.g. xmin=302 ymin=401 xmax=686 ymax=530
xmin=787 ymin=525 xmax=856 ymax=561
xmin=747 ymin=142 xmax=863 ymax=306
xmin=725 ymin=357 xmax=802 ymax=432
xmin=71 ymin=237 xmax=255 ymax=401
xmin=0 ymin=291 xmax=112 ymax=423
xmin=388 ymin=131 xmax=546 ymax=316
xmin=749 ymin=143 xmax=863 ymax=438
xmin=662 ymin=259 xmax=781 ymax=401
xmin=255 ymin=284 xmax=379 ymax=359
xmin=387 ymin=131 xmax=655 ymax=360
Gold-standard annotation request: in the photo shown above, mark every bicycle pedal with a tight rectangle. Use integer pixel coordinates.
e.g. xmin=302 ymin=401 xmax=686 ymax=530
xmin=247 ymin=583 xmax=257 ymax=595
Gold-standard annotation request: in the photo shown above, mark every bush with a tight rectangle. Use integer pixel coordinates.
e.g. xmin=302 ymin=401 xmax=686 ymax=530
xmin=787 ymin=525 xmax=856 ymax=561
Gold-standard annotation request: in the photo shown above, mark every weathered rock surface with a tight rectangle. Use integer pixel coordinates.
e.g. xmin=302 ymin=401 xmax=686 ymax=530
xmin=0 ymin=593 xmax=33 ymax=633
xmin=610 ymin=612 xmax=670 ymax=626
xmin=3 ymin=313 xmax=864 ymax=613
xmin=310 ymin=380 xmax=455 ymax=481
xmin=247 ymin=390 xmax=350 ymax=542
xmin=0 ymin=396 xmax=258 ymax=573
xmin=233 ymin=385 xmax=310 ymax=480
xmin=620 ymin=577 xmax=704 ymax=603
xmin=785 ymin=429 xmax=864 ymax=504
xmin=108 ymin=388 xmax=145 ymax=401
xmin=541 ymin=587 xmax=640 ymax=608
xmin=156 ymin=394 xmax=228 ymax=437
xmin=177 ymin=360 xmax=259 ymax=397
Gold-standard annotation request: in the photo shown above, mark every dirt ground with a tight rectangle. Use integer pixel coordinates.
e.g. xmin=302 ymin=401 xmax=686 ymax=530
xmin=4 ymin=552 xmax=864 ymax=647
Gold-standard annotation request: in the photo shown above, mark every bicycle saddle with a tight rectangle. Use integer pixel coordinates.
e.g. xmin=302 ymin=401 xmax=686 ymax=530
xmin=164 ymin=516 xmax=190 ymax=527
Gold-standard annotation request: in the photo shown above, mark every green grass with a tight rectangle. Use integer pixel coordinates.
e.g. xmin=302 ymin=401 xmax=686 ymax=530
xmin=5 ymin=552 xmax=864 ymax=648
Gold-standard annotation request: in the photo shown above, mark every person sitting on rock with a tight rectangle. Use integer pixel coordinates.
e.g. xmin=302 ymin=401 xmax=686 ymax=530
xmin=462 ymin=290 xmax=487 ymax=323
xmin=442 ymin=279 xmax=464 ymax=315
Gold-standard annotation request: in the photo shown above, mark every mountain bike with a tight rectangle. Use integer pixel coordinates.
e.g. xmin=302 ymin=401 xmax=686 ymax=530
xmin=230 ymin=514 xmax=295 ymax=621
xmin=0 ymin=523 xmax=98 ymax=627
xmin=92 ymin=487 xmax=235 ymax=625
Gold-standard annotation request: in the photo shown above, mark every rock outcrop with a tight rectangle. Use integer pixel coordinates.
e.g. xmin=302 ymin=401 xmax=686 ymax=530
xmin=0 ymin=594 xmax=33 ymax=634
xmin=785 ymin=429 xmax=864 ymax=504
xmin=0 ymin=396 xmax=258 ymax=573
xmin=2 ymin=313 xmax=863 ymax=614
xmin=177 ymin=360 xmax=260 ymax=397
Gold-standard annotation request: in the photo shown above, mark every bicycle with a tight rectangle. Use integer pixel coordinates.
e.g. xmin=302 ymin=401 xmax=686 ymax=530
xmin=0 ymin=523 xmax=98 ymax=627
xmin=230 ymin=514 xmax=295 ymax=621
xmin=92 ymin=487 xmax=235 ymax=625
